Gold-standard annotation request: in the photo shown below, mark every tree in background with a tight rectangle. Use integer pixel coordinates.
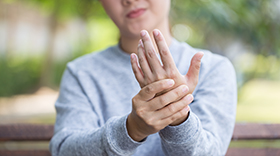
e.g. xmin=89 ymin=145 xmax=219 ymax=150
xmin=26 ymin=0 xmax=106 ymax=86
xmin=171 ymin=0 xmax=280 ymax=56
xmin=170 ymin=0 xmax=280 ymax=85
xmin=0 ymin=0 xmax=279 ymax=96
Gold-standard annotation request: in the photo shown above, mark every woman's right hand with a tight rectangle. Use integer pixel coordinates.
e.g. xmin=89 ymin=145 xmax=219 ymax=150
xmin=126 ymin=79 xmax=194 ymax=142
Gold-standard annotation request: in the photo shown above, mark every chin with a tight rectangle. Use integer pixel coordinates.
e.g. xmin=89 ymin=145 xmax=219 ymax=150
xmin=121 ymin=29 xmax=142 ymax=40
xmin=120 ymin=23 xmax=155 ymax=39
xmin=127 ymin=32 xmax=141 ymax=40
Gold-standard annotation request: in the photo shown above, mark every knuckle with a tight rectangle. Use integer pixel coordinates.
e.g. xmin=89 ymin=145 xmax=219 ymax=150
xmin=136 ymin=108 xmax=145 ymax=117
xmin=132 ymin=68 xmax=137 ymax=74
xmin=167 ymin=104 xmax=176 ymax=114
xmin=160 ymin=49 xmax=169 ymax=56
xmin=145 ymin=118 xmax=154 ymax=126
xmin=193 ymin=61 xmax=201 ymax=71
xmin=175 ymin=88 xmax=182 ymax=97
xmin=146 ymin=49 xmax=155 ymax=58
xmin=168 ymin=70 xmax=177 ymax=79
xmin=145 ymin=86 xmax=153 ymax=94
xmin=169 ymin=115 xmax=177 ymax=122
xmin=194 ymin=64 xmax=201 ymax=71
xmin=159 ymin=96 xmax=167 ymax=105
xmin=132 ymin=68 xmax=138 ymax=75
xmin=132 ymin=97 xmax=137 ymax=104
xmin=138 ymin=56 xmax=145 ymax=63
xmin=155 ymin=73 xmax=164 ymax=80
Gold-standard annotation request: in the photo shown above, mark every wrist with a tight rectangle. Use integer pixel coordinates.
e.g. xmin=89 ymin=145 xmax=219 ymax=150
xmin=126 ymin=114 xmax=147 ymax=142
xmin=169 ymin=110 xmax=190 ymax=126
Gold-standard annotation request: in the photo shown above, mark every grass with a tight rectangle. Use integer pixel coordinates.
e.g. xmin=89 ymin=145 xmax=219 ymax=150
xmin=236 ymin=79 xmax=280 ymax=123
xmin=229 ymin=140 xmax=280 ymax=148
xmin=232 ymin=79 xmax=280 ymax=148
xmin=0 ymin=141 xmax=49 ymax=150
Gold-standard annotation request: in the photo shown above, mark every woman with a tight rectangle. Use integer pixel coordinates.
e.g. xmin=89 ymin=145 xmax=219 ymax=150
xmin=50 ymin=0 xmax=237 ymax=155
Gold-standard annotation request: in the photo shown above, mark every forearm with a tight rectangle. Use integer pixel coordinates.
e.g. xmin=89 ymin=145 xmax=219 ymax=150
xmin=159 ymin=111 xmax=235 ymax=156
xmin=50 ymin=115 xmax=143 ymax=156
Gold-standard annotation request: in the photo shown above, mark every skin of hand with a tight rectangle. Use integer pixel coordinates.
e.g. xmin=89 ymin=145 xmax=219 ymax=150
xmin=127 ymin=79 xmax=194 ymax=142
xmin=130 ymin=29 xmax=204 ymax=126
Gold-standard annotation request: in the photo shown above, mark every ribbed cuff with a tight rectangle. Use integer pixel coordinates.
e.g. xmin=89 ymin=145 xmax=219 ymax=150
xmin=106 ymin=115 xmax=144 ymax=155
xmin=159 ymin=110 xmax=201 ymax=144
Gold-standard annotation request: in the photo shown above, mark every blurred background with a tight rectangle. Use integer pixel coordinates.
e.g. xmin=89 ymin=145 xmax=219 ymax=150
xmin=0 ymin=0 xmax=280 ymax=150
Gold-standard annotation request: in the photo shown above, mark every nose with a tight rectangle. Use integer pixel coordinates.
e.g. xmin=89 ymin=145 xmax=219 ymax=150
xmin=122 ymin=0 xmax=137 ymax=6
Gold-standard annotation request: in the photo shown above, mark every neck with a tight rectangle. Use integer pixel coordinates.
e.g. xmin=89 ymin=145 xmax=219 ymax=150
xmin=119 ymin=20 xmax=172 ymax=54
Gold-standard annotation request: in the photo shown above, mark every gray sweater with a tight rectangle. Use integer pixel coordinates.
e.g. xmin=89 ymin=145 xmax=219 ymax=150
xmin=50 ymin=39 xmax=237 ymax=156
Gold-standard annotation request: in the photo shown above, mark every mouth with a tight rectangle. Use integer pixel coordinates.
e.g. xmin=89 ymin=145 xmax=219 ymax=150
xmin=126 ymin=8 xmax=146 ymax=18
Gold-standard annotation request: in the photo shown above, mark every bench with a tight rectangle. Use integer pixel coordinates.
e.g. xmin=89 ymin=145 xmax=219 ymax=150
xmin=227 ymin=123 xmax=280 ymax=156
xmin=0 ymin=123 xmax=280 ymax=156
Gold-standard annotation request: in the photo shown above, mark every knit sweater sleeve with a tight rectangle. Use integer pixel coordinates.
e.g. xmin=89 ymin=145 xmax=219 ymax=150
xmin=159 ymin=58 xmax=237 ymax=156
xmin=49 ymin=65 xmax=144 ymax=156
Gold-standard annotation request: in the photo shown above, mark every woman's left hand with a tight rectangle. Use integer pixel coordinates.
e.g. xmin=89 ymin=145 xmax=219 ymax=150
xmin=130 ymin=29 xmax=204 ymax=126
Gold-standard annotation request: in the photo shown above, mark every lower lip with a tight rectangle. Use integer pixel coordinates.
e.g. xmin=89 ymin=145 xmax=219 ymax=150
xmin=127 ymin=9 xmax=146 ymax=18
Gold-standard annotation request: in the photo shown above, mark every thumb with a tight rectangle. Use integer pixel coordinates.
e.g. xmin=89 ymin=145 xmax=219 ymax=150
xmin=185 ymin=52 xmax=204 ymax=86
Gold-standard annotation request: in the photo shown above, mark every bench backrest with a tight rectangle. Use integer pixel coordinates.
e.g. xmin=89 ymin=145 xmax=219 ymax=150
xmin=0 ymin=123 xmax=280 ymax=156
xmin=228 ymin=123 xmax=280 ymax=156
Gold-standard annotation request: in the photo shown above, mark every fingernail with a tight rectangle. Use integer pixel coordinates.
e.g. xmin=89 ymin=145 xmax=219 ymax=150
xmin=185 ymin=106 xmax=190 ymax=113
xmin=138 ymin=40 xmax=141 ymax=47
xmin=140 ymin=30 xmax=146 ymax=37
xmin=198 ymin=52 xmax=204 ymax=60
xmin=167 ymin=79 xmax=175 ymax=86
xmin=182 ymin=86 xmax=189 ymax=93
xmin=153 ymin=29 xmax=159 ymax=36
xmin=140 ymin=39 xmax=144 ymax=47
xmin=186 ymin=94 xmax=193 ymax=102
xmin=131 ymin=54 xmax=136 ymax=60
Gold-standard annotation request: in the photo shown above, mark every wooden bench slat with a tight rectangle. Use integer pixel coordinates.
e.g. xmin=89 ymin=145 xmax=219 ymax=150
xmin=1 ymin=123 xmax=280 ymax=155
xmin=232 ymin=123 xmax=280 ymax=140
xmin=0 ymin=124 xmax=54 ymax=141
xmin=0 ymin=150 xmax=51 ymax=156
xmin=1 ymin=123 xmax=280 ymax=141
xmin=226 ymin=148 xmax=280 ymax=156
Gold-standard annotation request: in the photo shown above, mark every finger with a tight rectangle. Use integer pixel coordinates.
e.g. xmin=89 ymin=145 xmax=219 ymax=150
xmin=185 ymin=52 xmax=204 ymax=85
xmin=137 ymin=39 xmax=153 ymax=81
xmin=131 ymin=53 xmax=144 ymax=86
xmin=160 ymin=105 xmax=190 ymax=126
xmin=149 ymin=85 xmax=189 ymax=111
xmin=140 ymin=30 xmax=164 ymax=75
xmin=156 ymin=94 xmax=193 ymax=120
xmin=153 ymin=29 xmax=177 ymax=70
xmin=138 ymin=79 xmax=175 ymax=101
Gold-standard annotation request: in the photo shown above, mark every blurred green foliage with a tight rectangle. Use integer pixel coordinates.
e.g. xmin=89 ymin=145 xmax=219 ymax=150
xmin=26 ymin=0 xmax=106 ymax=20
xmin=171 ymin=0 xmax=280 ymax=56
xmin=241 ymin=55 xmax=280 ymax=81
xmin=0 ymin=0 xmax=279 ymax=96
xmin=0 ymin=57 xmax=73 ymax=97
xmin=0 ymin=58 xmax=41 ymax=96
